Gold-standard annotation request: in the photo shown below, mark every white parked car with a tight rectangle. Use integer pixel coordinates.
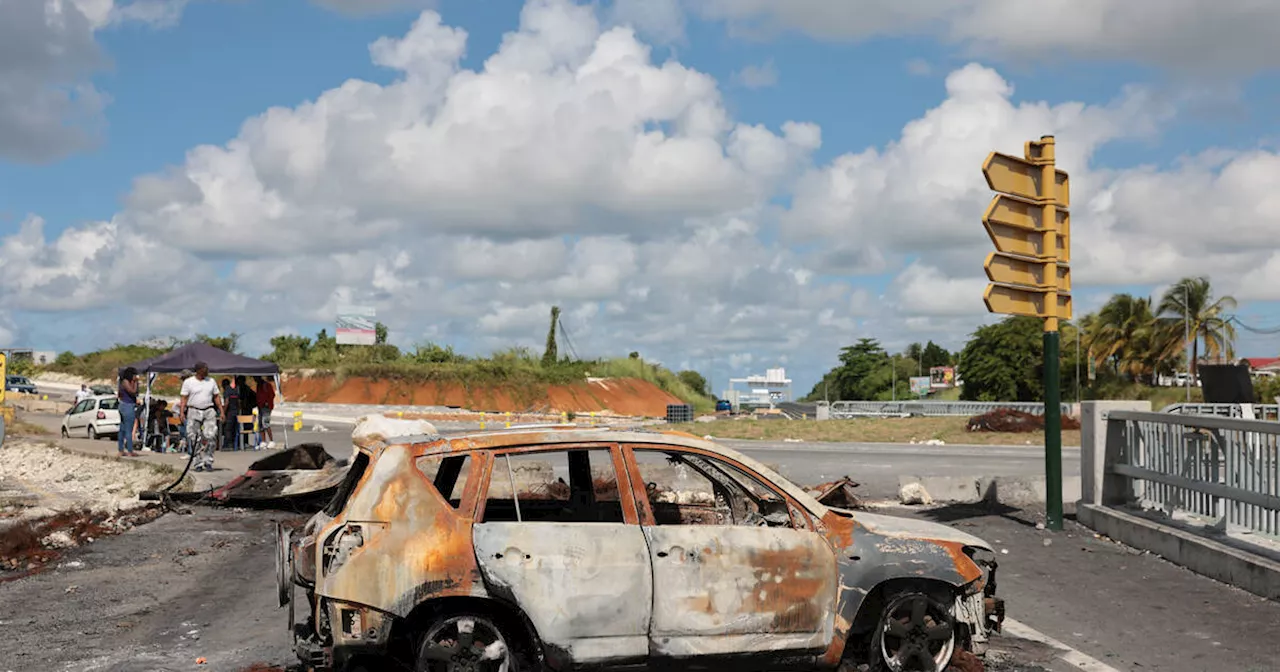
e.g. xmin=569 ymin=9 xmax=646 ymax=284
xmin=61 ymin=395 xmax=122 ymax=440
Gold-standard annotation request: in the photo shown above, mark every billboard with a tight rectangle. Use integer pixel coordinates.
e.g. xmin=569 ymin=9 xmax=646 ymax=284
xmin=336 ymin=305 xmax=376 ymax=345
xmin=929 ymin=366 xmax=956 ymax=389
xmin=909 ymin=376 xmax=931 ymax=397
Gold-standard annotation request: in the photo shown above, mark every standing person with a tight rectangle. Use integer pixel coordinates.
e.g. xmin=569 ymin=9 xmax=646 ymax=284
xmin=221 ymin=377 xmax=239 ymax=450
xmin=75 ymin=384 xmax=91 ymax=403
xmin=117 ymin=368 xmax=140 ymax=457
xmin=255 ymin=376 xmax=276 ymax=449
xmin=179 ymin=362 xmax=223 ymax=472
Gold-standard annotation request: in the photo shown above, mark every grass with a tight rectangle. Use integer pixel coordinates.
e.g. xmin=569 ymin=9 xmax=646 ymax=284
xmin=8 ymin=420 xmax=52 ymax=437
xmin=667 ymin=416 xmax=1083 ymax=446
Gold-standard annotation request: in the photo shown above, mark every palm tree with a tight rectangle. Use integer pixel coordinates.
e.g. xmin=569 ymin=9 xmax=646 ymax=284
xmin=1157 ymin=276 xmax=1237 ymax=378
xmin=1086 ymin=294 xmax=1161 ymax=382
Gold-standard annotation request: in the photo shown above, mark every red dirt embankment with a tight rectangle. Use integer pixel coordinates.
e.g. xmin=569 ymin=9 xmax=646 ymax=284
xmin=281 ymin=375 xmax=684 ymax=418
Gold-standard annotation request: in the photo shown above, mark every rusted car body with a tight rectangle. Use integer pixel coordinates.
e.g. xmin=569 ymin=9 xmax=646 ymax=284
xmin=279 ymin=427 xmax=1004 ymax=671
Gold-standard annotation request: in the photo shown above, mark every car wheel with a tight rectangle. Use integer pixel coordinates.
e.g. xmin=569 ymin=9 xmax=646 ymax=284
xmin=61 ymin=426 xmax=69 ymax=438
xmin=87 ymin=426 xmax=97 ymax=441
xmin=869 ymin=590 xmax=956 ymax=672
xmin=415 ymin=613 xmax=527 ymax=672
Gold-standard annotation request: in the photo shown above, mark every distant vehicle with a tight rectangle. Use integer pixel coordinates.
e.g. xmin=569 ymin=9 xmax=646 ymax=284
xmin=4 ymin=375 xmax=36 ymax=395
xmin=715 ymin=399 xmax=732 ymax=413
xmin=61 ymin=395 xmax=121 ymax=440
xmin=89 ymin=384 xmax=115 ymax=395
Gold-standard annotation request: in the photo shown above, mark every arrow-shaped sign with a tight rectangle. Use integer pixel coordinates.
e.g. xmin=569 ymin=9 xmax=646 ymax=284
xmin=983 ymin=152 xmax=1070 ymax=207
xmin=984 ymin=283 xmax=1073 ymax=320
xmin=984 ymin=252 xmax=1071 ymax=292
xmin=983 ymin=195 xmax=1070 ymax=262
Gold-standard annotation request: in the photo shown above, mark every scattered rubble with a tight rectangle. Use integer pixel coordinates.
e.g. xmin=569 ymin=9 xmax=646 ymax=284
xmin=1 ymin=505 xmax=163 ymax=579
xmin=899 ymin=481 xmax=934 ymax=505
xmin=966 ymin=408 xmax=1081 ymax=433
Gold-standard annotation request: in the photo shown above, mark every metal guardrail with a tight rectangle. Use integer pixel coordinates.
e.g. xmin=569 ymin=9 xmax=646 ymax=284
xmin=1107 ymin=410 xmax=1280 ymax=538
xmin=1159 ymin=403 xmax=1280 ymax=421
xmin=825 ymin=400 xmax=1070 ymax=418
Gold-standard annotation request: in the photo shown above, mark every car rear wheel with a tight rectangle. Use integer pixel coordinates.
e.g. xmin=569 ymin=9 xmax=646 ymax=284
xmin=869 ymin=590 xmax=956 ymax=672
xmin=87 ymin=426 xmax=97 ymax=441
xmin=415 ymin=613 xmax=520 ymax=672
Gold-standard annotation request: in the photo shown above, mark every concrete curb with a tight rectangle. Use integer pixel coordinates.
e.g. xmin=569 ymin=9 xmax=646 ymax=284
xmin=1077 ymin=503 xmax=1280 ymax=601
xmin=897 ymin=474 xmax=1083 ymax=507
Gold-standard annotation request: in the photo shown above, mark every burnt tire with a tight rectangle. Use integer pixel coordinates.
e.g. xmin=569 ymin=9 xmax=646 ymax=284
xmin=868 ymin=590 xmax=957 ymax=672
xmin=415 ymin=612 xmax=533 ymax=672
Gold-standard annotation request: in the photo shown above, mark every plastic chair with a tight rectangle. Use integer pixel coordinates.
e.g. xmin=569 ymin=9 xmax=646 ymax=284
xmin=236 ymin=414 xmax=259 ymax=450
xmin=166 ymin=416 xmax=184 ymax=453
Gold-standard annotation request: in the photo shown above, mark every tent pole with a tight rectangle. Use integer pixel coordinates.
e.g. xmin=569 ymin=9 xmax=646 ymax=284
xmin=142 ymin=373 xmax=154 ymax=451
xmin=277 ymin=374 xmax=289 ymax=450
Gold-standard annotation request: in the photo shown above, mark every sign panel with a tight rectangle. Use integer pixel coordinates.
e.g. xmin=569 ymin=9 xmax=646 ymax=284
xmin=910 ymin=376 xmax=931 ymax=397
xmin=983 ymin=283 xmax=1073 ymax=320
xmin=982 ymin=152 xmax=1070 ymax=206
xmin=984 ymin=252 xmax=1071 ymax=291
xmin=336 ymin=306 xmax=377 ymax=345
xmin=929 ymin=366 xmax=956 ymax=389
xmin=983 ymin=195 xmax=1070 ymax=262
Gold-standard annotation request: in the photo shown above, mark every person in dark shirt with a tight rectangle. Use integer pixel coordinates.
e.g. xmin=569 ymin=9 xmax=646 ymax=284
xmin=117 ymin=367 xmax=140 ymax=457
xmin=221 ymin=378 xmax=238 ymax=449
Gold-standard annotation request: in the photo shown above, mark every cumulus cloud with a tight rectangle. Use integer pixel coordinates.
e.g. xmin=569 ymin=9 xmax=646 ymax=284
xmin=5 ymin=0 xmax=1280 ymax=389
xmin=688 ymin=0 xmax=1280 ymax=75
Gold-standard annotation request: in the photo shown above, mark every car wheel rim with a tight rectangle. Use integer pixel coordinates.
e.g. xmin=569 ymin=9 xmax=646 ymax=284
xmin=878 ymin=593 xmax=955 ymax=672
xmin=418 ymin=615 xmax=511 ymax=672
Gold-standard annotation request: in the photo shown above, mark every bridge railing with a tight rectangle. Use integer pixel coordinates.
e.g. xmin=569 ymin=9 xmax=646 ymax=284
xmin=1106 ymin=410 xmax=1280 ymax=538
xmin=1159 ymin=403 xmax=1280 ymax=421
xmin=825 ymin=400 xmax=1071 ymax=418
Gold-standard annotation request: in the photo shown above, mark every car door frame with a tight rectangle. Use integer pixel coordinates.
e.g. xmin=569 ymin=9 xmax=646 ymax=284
xmin=67 ymin=400 xmax=90 ymax=433
xmin=471 ymin=442 xmax=654 ymax=669
xmin=620 ymin=443 xmax=838 ymax=664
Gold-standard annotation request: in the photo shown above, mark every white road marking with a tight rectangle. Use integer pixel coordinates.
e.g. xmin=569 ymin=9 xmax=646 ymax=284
xmin=1002 ymin=618 xmax=1123 ymax=672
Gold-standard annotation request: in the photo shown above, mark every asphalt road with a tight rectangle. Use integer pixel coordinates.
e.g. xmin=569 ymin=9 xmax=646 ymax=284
xmin=285 ymin=429 xmax=1082 ymax=500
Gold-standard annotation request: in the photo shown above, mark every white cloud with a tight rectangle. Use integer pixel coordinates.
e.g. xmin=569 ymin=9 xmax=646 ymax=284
xmin=733 ymin=60 xmax=778 ymax=89
xmin=689 ymin=0 xmax=1280 ymax=75
xmin=610 ymin=0 xmax=685 ymax=44
xmin=6 ymin=0 xmax=1280 ymax=391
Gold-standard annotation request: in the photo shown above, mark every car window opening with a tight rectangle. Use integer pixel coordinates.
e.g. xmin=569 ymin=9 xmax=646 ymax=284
xmin=482 ymin=449 xmax=623 ymax=524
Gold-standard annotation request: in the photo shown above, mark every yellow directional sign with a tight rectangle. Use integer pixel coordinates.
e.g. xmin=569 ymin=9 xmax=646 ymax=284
xmin=984 ymin=252 xmax=1071 ymax=291
xmin=983 ymin=152 xmax=1070 ymax=207
xmin=984 ymin=283 xmax=1073 ymax=320
xmin=983 ymin=195 xmax=1070 ymax=261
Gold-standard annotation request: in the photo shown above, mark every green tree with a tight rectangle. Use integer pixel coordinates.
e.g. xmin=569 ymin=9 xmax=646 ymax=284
xmin=1157 ymin=276 xmax=1237 ymax=377
xmin=264 ymin=335 xmax=312 ymax=365
xmin=905 ymin=343 xmax=923 ymax=363
xmin=55 ymin=351 xmax=76 ymax=367
xmin=375 ymin=322 xmax=389 ymax=346
xmin=921 ymin=341 xmax=952 ymax=370
xmin=958 ymin=317 xmax=1045 ymax=401
xmin=412 ymin=342 xmax=465 ymax=364
xmin=195 ymin=333 xmax=240 ymax=353
xmin=677 ymin=370 xmax=709 ymax=396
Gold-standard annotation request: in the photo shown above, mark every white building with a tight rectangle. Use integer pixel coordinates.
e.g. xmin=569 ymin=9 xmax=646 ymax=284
xmin=724 ymin=367 xmax=793 ymax=409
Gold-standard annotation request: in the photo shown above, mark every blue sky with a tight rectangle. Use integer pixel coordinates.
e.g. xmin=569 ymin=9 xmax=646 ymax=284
xmin=2 ymin=0 xmax=1279 ymax=395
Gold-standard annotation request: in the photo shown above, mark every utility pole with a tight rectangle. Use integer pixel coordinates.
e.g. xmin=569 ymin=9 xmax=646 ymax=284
xmin=982 ymin=135 xmax=1071 ymax=531
xmin=1185 ymin=283 xmax=1191 ymax=402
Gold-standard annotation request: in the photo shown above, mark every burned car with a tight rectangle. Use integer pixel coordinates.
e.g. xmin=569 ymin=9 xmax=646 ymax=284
xmin=278 ymin=427 xmax=1004 ymax=671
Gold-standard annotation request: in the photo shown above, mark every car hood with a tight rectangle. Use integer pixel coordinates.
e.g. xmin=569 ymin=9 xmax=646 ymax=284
xmin=831 ymin=508 xmax=993 ymax=550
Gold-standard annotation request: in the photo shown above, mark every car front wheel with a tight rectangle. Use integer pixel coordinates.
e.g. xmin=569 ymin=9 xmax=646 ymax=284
xmin=870 ymin=590 xmax=956 ymax=672
xmin=61 ymin=426 xmax=69 ymax=438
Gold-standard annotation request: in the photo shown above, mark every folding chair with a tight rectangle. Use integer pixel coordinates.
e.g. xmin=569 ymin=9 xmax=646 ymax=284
xmin=166 ymin=416 xmax=184 ymax=453
xmin=236 ymin=414 xmax=260 ymax=450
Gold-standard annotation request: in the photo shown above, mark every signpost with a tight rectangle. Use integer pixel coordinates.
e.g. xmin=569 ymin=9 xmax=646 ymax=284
xmin=981 ymin=135 xmax=1071 ymax=531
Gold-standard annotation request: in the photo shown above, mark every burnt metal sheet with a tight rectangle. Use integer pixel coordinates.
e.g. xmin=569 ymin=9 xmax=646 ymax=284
xmin=473 ymin=522 xmax=652 ymax=665
xmin=320 ymin=443 xmax=487 ymax=617
xmin=805 ymin=476 xmax=862 ymax=509
xmin=644 ymin=525 xmax=837 ymax=658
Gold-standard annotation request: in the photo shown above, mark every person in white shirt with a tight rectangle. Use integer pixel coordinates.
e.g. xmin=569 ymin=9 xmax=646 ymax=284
xmin=179 ymin=361 xmax=224 ymax=472
xmin=75 ymin=385 xmax=91 ymax=403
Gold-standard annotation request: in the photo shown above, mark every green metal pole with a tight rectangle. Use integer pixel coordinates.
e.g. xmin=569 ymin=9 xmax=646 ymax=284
xmin=1044 ymin=329 xmax=1063 ymax=530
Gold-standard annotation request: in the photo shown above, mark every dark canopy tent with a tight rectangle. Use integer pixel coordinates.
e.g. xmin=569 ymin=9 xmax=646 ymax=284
xmin=121 ymin=342 xmax=279 ymax=377
xmin=119 ymin=342 xmax=287 ymax=449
